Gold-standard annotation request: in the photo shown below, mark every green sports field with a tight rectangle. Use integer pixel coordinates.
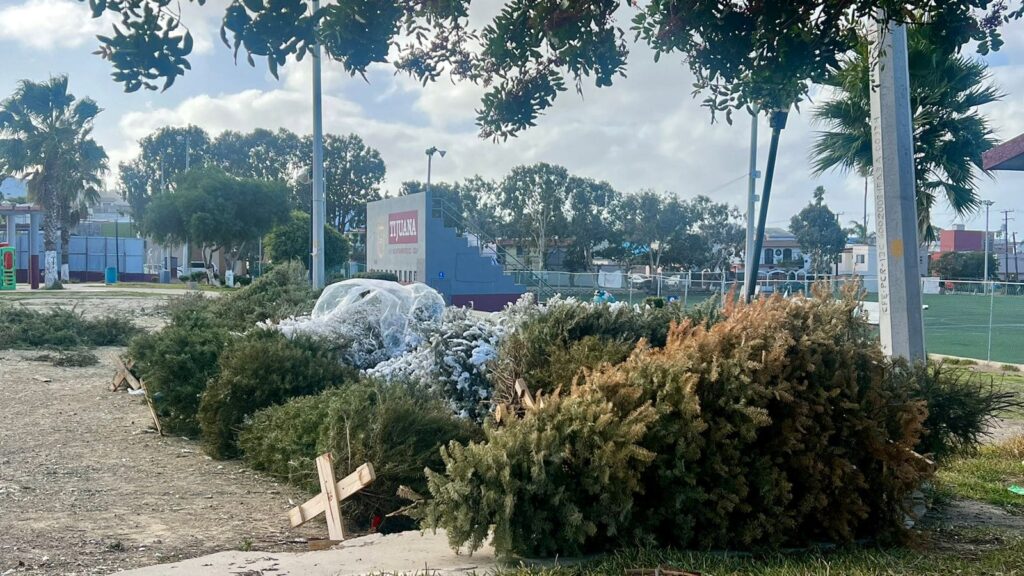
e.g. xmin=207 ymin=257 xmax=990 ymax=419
xmin=920 ymin=292 xmax=1024 ymax=364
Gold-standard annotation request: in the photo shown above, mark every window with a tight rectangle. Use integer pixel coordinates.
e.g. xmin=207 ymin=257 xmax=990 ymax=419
xmin=782 ymin=248 xmax=792 ymax=261
xmin=856 ymin=254 xmax=866 ymax=264
xmin=764 ymin=248 xmax=774 ymax=265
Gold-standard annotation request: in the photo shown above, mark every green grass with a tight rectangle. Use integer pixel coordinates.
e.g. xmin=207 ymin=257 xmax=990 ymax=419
xmin=481 ymin=539 xmax=1024 ymax=575
xmin=920 ymin=293 xmax=1024 ymax=365
xmin=935 ymin=438 xmax=1024 ymax=514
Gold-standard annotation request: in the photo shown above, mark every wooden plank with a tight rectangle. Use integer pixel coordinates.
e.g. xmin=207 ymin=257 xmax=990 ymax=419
xmin=139 ymin=380 xmax=163 ymax=436
xmin=308 ymin=539 xmax=342 ymax=551
xmin=288 ymin=462 xmax=375 ymax=528
xmin=315 ymin=453 xmax=345 ymax=541
xmin=111 ymin=357 xmax=127 ymax=391
xmin=110 ymin=370 xmax=127 ymax=391
xmin=124 ymin=369 xmax=143 ymax=391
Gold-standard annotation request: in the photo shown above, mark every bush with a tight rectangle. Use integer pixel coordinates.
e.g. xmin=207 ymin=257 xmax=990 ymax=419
xmin=30 ymin=350 xmax=100 ymax=367
xmin=215 ymin=261 xmax=315 ymax=330
xmin=425 ymin=382 xmax=656 ymax=557
xmin=490 ymin=296 xmax=701 ymax=402
xmin=355 ymin=271 xmax=399 ymax=282
xmin=198 ymin=330 xmax=357 ymax=459
xmin=264 ymin=210 xmax=351 ymax=271
xmin=0 ymin=302 xmax=138 ymax=349
xmin=367 ymin=307 xmax=505 ymax=420
xmin=240 ymin=379 xmax=481 ymax=530
xmin=425 ymin=288 xmax=934 ymax=557
xmin=129 ymin=319 xmax=230 ymax=437
xmin=910 ymin=362 xmax=1024 ymax=460
xmin=642 ymin=296 xmax=665 ymax=308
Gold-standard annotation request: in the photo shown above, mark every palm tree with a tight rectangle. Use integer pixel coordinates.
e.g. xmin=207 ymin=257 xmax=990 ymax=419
xmin=845 ymin=219 xmax=875 ymax=245
xmin=810 ymin=26 xmax=999 ymax=241
xmin=0 ymin=76 xmax=107 ymax=285
xmin=56 ymin=137 xmax=107 ymax=270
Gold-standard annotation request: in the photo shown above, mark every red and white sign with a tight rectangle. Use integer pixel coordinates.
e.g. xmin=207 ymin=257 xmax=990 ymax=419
xmin=388 ymin=210 xmax=418 ymax=244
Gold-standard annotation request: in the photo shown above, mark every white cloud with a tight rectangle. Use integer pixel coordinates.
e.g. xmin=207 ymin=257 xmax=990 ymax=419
xmin=0 ymin=0 xmax=215 ymax=54
xmin=0 ymin=0 xmax=114 ymax=50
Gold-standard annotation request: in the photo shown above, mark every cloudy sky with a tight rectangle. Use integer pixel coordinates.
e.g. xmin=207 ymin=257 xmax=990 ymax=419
xmin=1 ymin=0 xmax=1023 ymax=235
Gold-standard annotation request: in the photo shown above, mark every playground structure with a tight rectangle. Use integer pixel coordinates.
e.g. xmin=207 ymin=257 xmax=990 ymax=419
xmin=1 ymin=202 xmax=43 ymax=289
xmin=1 ymin=243 xmax=14 ymax=290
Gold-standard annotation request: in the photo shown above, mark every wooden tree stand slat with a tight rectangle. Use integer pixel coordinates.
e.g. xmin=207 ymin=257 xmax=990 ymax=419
xmin=288 ymin=455 xmax=375 ymax=544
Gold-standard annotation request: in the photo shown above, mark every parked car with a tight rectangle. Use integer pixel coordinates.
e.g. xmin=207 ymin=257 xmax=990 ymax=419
xmin=663 ymin=275 xmax=686 ymax=288
xmin=177 ymin=260 xmax=213 ymax=279
xmin=628 ymin=273 xmax=651 ymax=289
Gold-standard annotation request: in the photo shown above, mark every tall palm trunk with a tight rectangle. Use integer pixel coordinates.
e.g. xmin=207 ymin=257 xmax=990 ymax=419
xmin=42 ymin=201 xmax=60 ymax=287
xmin=60 ymin=227 xmax=71 ymax=267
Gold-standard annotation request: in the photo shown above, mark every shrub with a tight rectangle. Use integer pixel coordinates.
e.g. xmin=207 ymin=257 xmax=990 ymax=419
xmin=490 ymin=296 xmax=700 ymax=402
xmin=80 ymin=313 xmax=142 ymax=346
xmin=240 ymin=379 xmax=481 ymax=530
xmin=0 ymin=302 xmax=138 ymax=349
xmin=215 ymin=261 xmax=315 ymax=330
xmin=425 ymin=288 xmax=934 ymax=557
xmin=910 ymin=362 xmax=1024 ymax=460
xmin=126 ymin=263 xmax=318 ymax=437
xmin=30 ymin=350 xmax=99 ymax=367
xmin=198 ymin=330 xmax=357 ymax=459
xmin=425 ymin=381 xmax=655 ymax=557
xmin=355 ymin=271 xmax=399 ymax=282
xmin=642 ymin=296 xmax=665 ymax=308
xmin=1001 ymin=363 xmax=1021 ymax=373
xmin=129 ymin=319 xmax=230 ymax=437
xmin=264 ymin=210 xmax=351 ymax=270
xmin=367 ymin=307 xmax=505 ymax=420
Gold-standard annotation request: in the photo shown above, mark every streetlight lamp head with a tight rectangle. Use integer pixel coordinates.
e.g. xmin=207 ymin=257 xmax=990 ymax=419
xmin=438 ymin=149 xmax=447 ymax=158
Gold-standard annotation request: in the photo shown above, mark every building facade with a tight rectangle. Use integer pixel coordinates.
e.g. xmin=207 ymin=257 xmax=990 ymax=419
xmin=366 ymin=192 xmax=526 ymax=311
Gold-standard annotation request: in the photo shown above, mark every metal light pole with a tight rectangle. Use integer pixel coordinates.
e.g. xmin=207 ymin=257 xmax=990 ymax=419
xmin=742 ymin=107 xmax=760 ymax=300
xmin=983 ymin=200 xmax=994 ymax=289
xmin=425 ymin=146 xmax=446 ymax=196
xmin=310 ymin=0 xmax=326 ymax=289
xmin=745 ymin=109 xmax=789 ymax=302
xmin=180 ymin=132 xmax=193 ymax=272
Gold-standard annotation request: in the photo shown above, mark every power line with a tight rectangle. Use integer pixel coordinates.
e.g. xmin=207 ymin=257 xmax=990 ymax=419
xmin=700 ymin=173 xmax=750 ymax=197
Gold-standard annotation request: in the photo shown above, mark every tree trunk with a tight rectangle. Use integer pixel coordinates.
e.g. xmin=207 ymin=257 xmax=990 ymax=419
xmin=42 ymin=198 xmax=59 ymax=288
xmin=42 ymin=204 xmax=58 ymax=253
xmin=60 ymin=227 xmax=70 ymax=266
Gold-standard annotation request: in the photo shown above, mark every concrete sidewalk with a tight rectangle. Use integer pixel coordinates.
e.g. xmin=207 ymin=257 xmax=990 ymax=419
xmin=112 ymin=531 xmax=503 ymax=576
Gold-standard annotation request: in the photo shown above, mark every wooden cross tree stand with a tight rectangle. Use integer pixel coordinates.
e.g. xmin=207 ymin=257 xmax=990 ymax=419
xmin=288 ymin=454 xmax=375 ymax=546
xmin=111 ymin=356 xmax=162 ymax=436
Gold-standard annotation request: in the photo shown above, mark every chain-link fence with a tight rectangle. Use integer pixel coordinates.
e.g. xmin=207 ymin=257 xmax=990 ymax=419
xmin=511 ymin=270 xmax=743 ymax=306
xmin=516 ymin=271 xmax=1024 ymax=365
xmin=914 ymin=279 xmax=1024 ymax=364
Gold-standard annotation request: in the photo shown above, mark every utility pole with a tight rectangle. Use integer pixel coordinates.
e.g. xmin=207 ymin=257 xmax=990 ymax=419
xmin=310 ymin=0 xmax=326 ymax=289
xmin=183 ymin=131 xmax=191 ymax=271
xmin=983 ymin=201 xmax=994 ymax=287
xmin=1001 ymin=209 xmax=1014 ymax=283
xmin=1014 ymin=231 xmax=1019 ymax=282
xmin=742 ymin=107 xmax=760 ymax=300
xmin=868 ymin=16 xmax=925 ymax=361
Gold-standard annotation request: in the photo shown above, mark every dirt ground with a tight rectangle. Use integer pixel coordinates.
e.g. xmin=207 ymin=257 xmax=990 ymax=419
xmin=0 ymin=296 xmax=323 ymax=576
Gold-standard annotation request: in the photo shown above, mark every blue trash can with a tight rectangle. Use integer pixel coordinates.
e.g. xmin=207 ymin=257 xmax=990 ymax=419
xmin=159 ymin=270 xmax=171 ymax=284
xmin=105 ymin=266 xmax=118 ymax=285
